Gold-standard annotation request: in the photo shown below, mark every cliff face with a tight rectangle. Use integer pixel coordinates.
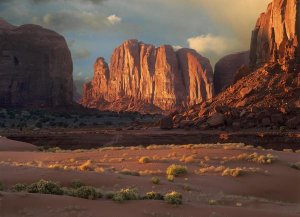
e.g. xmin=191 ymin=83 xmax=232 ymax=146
xmin=250 ymin=0 xmax=300 ymax=71
xmin=82 ymin=40 xmax=214 ymax=113
xmin=0 ymin=19 xmax=73 ymax=107
xmin=173 ymin=0 xmax=300 ymax=131
xmin=214 ymin=51 xmax=250 ymax=94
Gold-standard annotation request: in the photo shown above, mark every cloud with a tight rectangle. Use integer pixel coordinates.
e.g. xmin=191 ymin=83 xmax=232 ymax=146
xmin=187 ymin=34 xmax=234 ymax=55
xmin=32 ymin=12 xmax=108 ymax=31
xmin=72 ymin=49 xmax=91 ymax=60
xmin=172 ymin=45 xmax=183 ymax=51
xmin=107 ymin=14 xmax=122 ymax=25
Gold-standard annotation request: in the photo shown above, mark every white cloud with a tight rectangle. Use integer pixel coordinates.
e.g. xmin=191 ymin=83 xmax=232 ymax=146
xmin=187 ymin=34 xmax=235 ymax=55
xmin=107 ymin=14 xmax=122 ymax=25
xmin=172 ymin=45 xmax=183 ymax=51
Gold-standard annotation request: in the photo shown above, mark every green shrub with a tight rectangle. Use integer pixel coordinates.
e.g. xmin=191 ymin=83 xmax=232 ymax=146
xmin=70 ymin=179 xmax=84 ymax=189
xmin=166 ymin=164 xmax=187 ymax=177
xmin=151 ymin=176 xmax=160 ymax=185
xmin=105 ymin=191 xmax=116 ymax=199
xmin=143 ymin=191 xmax=164 ymax=200
xmin=112 ymin=188 xmax=139 ymax=202
xmin=119 ymin=169 xmax=140 ymax=176
xmin=12 ymin=183 xmax=27 ymax=192
xmin=74 ymin=186 xmax=100 ymax=200
xmin=27 ymin=180 xmax=63 ymax=195
xmin=164 ymin=191 xmax=182 ymax=205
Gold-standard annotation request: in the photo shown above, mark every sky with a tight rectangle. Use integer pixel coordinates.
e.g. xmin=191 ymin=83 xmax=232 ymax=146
xmin=0 ymin=0 xmax=270 ymax=82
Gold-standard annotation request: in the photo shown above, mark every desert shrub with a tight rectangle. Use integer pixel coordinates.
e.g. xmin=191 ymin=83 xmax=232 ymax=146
xmin=167 ymin=175 xmax=175 ymax=182
xmin=164 ymin=191 xmax=182 ymax=205
xmin=119 ymin=169 xmax=140 ymax=176
xmin=70 ymin=179 xmax=84 ymax=189
xmin=151 ymin=176 xmax=160 ymax=185
xmin=12 ymin=183 xmax=27 ymax=192
xmin=0 ymin=181 xmax=3 ymax=191
xmin=143 ymin=191 xmax=164 ymax=200
xmin=112 ymin=188 xmax=139 ymax=202
xmin=46 ymin=147 xmax=62 ymax=153
xmin=166 ymin=164 xmax=187 ymax=177
xmin=74 ymin=186 xmax=100 ymax=200
xmin=222 ymin=168 xmax=243 ymax=177
xmin=290 ymin=162 xmax=300 ymax=170
xmin=35 ymin=121 xmax=43 ymax=128
xmin=208 ymin=199 xmax=218 ymax=205
xmin=138 ymin=156 xmax=151 ymax=164
xmin=27 ymin=180 xmax=63 ymax=195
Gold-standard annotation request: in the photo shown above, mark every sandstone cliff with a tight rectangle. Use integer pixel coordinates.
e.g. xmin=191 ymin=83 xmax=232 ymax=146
xmin=0 ymin=19 xmax=73 ymax=107
xmin=172 ymin=0 xmax=300 ymax=130
xmin=250 ymin=0 xmax=300 ymax=71
xmin=82 ymin=40 xmax=214 ymax=113
xmin=214 ymin=51 xmax=250 ymax=94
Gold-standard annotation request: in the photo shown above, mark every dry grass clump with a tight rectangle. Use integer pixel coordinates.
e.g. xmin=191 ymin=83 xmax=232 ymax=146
xmin=78 ymin=160 xmax=94 ymax=171
xmin=196 ymin=166 xmax=226 ymax=174
xmin=222 ymin=168 xmax=244 ymax=177
xmin=164 ymin=191 xmax=182 ymax=205
xmin=166 ymin=164 xmax=187 ymax=177
xmin=139 ymin=169 xmax=162 ymax=176
xmin=138 ymin=156 xmax=151 ymax=164
xmin=119 ymin=169 xmax=140 ymax=176
xmin=180 ymin=155 xmax=199 ymax=164
xmin=223 ymin=152 xmax=277 ymax=164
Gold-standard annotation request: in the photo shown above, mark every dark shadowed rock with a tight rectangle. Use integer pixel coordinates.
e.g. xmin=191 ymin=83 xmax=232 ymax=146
xmin=214 ymin=51 xmax=250 ymax=94
xmin=0 ymin=19 xmax=73 ymax=107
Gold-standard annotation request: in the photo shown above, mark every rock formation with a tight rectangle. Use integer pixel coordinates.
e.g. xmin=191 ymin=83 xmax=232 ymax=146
xmin=0 ymin=19 xmax=73 ymax=107
xmin=250 ymin=0 xmax=300 ymax=72
xmin=172 ymin=0 xmax=300 ymax=130
xmin=82 ymin=40 xmax=214 ymax=113
xmin=214 ymin=51 xmax=250 ymax=94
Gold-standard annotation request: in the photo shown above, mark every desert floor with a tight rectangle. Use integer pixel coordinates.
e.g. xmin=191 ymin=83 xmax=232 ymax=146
xmin=0 ymin=137 xmax=299 ymax=217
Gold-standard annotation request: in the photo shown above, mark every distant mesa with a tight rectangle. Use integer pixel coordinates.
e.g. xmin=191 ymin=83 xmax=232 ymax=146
xmin=82 ymin=39 xmax=214 ymax=113
xmin=0 ymin=18 xmax=73 ymax=108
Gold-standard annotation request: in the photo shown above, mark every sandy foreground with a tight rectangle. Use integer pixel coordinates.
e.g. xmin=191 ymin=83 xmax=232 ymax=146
xmin=0 ymin=138 xmax=299 ymax=217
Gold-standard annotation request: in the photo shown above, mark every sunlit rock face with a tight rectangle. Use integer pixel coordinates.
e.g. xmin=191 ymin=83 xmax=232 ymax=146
xmin=250 ymin=0 xmax=300 ymax=71
xmin=0 ymin=19 xmax=73 ymax=107
xmin=214 ymin=51 xmax=250 ymax=94
xmin=82 ymin=39 xmax=214 ymax=113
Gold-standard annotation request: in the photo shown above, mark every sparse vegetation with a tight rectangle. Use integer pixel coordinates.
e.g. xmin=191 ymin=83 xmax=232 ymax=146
xmin=27 ymin=180 xmax=63 ymax=195
xmin=74 ymin=186 xmax=100 ymax=200
xmin=166 ymin=164 xmax=187 ymax=177
xmin=164 ymin=191 xmax=182 ymax=205
xmin=138 ymin=156 xmax=151 ymax=164
xmin=12 ymin=183 xmax=27 ymax=192
xmin=70 ymin=179 xmax=84 ymax=189
xmin=119 ymin=169 xmax=140 ymax=176
xmin=167 ymin=174 xmax=175 ymax=182
xmin=222 ymin=168 xmax=244 ymax=177
xmin=112 ymin=188 xmax=140 ymax=202
xmin=78 ymin=160 xmax=94 ymax=171
xmin=143 ymin=191 xmax=164 ymax=200
xmin=290 ymin=162 xmax=300 ymax=170
xmin=151 ymin=176 xmax=160 ymax=184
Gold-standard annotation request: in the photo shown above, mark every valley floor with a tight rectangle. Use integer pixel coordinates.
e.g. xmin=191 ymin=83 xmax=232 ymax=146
xmin=0 ymin=137 xmax=299 ymax=217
